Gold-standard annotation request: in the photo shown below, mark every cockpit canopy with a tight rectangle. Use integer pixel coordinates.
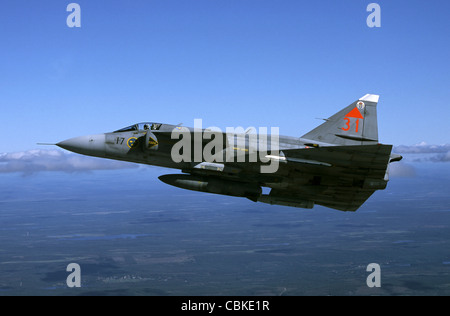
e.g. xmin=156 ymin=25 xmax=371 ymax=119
xmin=113 ymin=122 xmax=162 ymax=133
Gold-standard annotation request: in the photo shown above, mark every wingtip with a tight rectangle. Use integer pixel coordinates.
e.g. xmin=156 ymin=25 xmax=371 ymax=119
xmin=359 ymin=94 xmax=380 ymax=103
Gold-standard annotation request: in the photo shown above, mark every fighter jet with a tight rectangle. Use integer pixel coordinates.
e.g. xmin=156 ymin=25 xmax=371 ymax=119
xmin=54 ymin=94 xmax=402 ymax=212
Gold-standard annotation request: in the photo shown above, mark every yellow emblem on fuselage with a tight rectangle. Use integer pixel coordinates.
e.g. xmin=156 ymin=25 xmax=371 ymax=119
xmin=127 ymin=137 xmax=138 ymax=148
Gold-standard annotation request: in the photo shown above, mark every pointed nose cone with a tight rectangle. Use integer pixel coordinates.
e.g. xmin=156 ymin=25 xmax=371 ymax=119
xmin=57 ymin=134 xmax=106 ymax=157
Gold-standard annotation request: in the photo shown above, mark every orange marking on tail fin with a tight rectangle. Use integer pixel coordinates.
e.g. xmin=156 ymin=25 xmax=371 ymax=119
xmin=345 ymin=107 xmax=364 ymax=119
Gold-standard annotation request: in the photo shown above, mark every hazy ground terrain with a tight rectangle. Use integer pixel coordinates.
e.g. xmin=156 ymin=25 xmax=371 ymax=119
xmin=0 ymin=161 xmax=449 ymax=296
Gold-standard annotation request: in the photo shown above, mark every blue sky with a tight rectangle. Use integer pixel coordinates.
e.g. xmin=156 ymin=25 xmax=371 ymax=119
xmin=0 ymin=0 xmax=449 ymax=153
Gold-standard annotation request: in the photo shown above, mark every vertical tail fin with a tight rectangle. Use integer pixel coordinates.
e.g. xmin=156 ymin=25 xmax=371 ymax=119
xmin=301 ymin=94 xmax=379 ymax=146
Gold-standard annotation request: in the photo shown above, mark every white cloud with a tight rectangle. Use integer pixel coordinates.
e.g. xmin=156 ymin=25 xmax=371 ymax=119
xmin=429 ymin=151 xmax=450 ymax=162
xmin=0 ymin=149 xmax=138 ymax=175
xmin=394 ymin=143 xmax=450 ymax=154
xmin=394 ymin=143 xmax=450 ymax=162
